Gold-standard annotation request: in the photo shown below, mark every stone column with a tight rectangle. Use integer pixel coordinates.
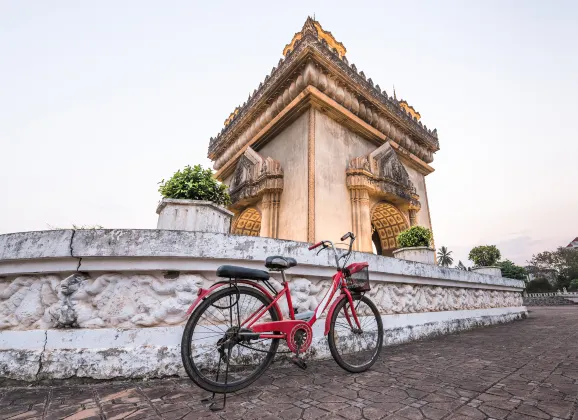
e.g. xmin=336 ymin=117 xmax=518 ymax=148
xmin=409 ymin=208 xmax=418 ymax=227
xmin=260 ymin=191 xmax=281 ymax=239
xmin=260 ymin=194 xmax=272 ymax=238
xmin=271 ymin=191 xmax=281 ymax=239
xmin=350 ymin=189 xmax=372 ymax=252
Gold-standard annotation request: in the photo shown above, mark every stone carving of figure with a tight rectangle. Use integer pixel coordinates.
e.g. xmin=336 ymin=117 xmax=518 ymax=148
xmin=41 ymin=273 xmax=116 ymax=328
xmin=0 ymin=276 xmax=59 ymax=330
xmin=290 ymin=278 xmax=321 ymax=314
xmin=131 ymin=274 xmax=204 ymax=326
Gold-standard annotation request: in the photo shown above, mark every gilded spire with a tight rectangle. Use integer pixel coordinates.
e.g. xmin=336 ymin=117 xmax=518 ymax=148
xmin=393 ymin=86 xmax=421 ymax=120
xmin=283 ymin=17 xmax=347 ymax=58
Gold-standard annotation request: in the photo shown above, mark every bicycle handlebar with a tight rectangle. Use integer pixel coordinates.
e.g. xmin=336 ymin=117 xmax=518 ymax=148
xmin=308 ymin=232 xmax=356 ymax=270
xmin=340 ymin=232 xmax=352 ymax=241
xmin=308 ymin=241 xmax=324 ymax=251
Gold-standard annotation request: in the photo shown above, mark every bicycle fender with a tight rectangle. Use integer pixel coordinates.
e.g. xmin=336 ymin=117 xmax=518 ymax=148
xmin=324 ymin=294 xmax=347 ymax=335
xmin=185 ymin=281 xmax=283 ymax=319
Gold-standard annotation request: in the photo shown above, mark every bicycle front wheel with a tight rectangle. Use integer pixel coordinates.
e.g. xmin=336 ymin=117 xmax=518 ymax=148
xmin=181 ymin=285 xmax=280 ymax=394
xmin=328 ymin=294 xmax=383 ymax=373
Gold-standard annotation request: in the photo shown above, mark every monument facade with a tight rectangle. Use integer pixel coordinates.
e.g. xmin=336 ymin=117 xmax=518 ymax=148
xmin=209 ymin=18 xmax=439 ymax=256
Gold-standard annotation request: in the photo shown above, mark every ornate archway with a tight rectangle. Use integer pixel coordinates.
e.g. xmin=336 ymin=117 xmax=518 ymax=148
xmin=371 ymin=202 xmax=408 ymax=256
xmin=232 ymin=207 xmax=262 ymax=236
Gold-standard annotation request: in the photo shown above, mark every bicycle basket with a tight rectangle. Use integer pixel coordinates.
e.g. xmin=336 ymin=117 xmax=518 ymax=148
xmin=345 ymin=265 xmax=370 ymax=293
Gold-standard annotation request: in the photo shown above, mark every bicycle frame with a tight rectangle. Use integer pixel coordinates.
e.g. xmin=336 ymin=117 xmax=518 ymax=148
xmin=185 ymin=234 xmax=365 ymax=340
xmin=246 ymin=268 xmax=362 ymax=339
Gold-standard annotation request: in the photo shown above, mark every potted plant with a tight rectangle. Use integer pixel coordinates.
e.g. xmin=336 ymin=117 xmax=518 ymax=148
xmin=156 ymin=164 xmax=233 ymax=233
xmin=468 ymin=245 xmax=502 ymax=277
xmin=392 ymin=226 xmax=435 ymax=264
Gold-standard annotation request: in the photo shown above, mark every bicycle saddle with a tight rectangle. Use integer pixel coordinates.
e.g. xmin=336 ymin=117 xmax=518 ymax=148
xmin=265 ymin=256 xmax=298 ymax=270
xmin=216 ymin=265 xmax=270 ymax=281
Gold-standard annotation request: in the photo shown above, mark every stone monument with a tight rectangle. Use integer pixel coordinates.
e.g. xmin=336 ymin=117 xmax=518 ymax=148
xmin=209 ymin=18 xmax=438 ymax=256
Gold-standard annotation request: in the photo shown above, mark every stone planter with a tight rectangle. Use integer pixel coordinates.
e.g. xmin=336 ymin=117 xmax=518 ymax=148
xmin=472 ymin=266 xmax=502 ymax=277
xmin=392 ymin=246 xmax=436 ymax=264
xmin=156 ymin=199 xmax=233 ymax=233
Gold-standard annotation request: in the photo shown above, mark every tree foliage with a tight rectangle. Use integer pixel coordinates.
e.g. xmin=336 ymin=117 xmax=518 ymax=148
xmin=569 ymin=279 xmax=578 ymax=291
xmin=456 ymin=261 xmax=470 ymax=271
xmin=528 ymin=247 xmax=578 ymax=289
xmin=468 ymin=245 xmax=501 ymax=267
xmin=397 ymin=226 xmax=433 ymax=248
xmin=437 ymin=246 xmax=454 ymax=267
xmin=158 ymin=164 xmax=231 ymax=206
xmin=526 ymin=278 xmax=554 ymax=293
xmin=495 ymin=259 xmax=527 ymax=280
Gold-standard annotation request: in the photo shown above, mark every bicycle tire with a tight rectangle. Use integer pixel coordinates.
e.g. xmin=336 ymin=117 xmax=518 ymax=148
xmin=181 ymin=285 xmax=280 ymax=394
xmin=328 ymin=294 xmax=383 ymax=373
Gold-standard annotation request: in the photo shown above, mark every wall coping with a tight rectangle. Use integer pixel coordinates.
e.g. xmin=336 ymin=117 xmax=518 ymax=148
xmin=155 ymin=199 xmax=234 ymax=216
xmin=0 ymin=229 xmax=525 ymax=291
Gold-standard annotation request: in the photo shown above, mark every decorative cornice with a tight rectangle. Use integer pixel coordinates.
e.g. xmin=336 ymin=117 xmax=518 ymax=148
xmin=346 ymin=143 xmax=421 ymax=209
xmin=208 ymin=19 xmax=439 ymax=167
xmin=228 ymin=147 xmax=283 ymax=208
xmin=212 ymin=59 xmax=435 ymax=170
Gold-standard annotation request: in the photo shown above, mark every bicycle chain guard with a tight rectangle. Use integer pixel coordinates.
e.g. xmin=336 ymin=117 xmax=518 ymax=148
xmin=287 ymin=322 xmax=313 ymax=353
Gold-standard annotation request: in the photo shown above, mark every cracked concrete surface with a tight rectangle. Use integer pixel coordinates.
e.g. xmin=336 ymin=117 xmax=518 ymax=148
xmin=35 ymin=330 xmax=48 ymax=382
xmin=1 ymin=307 xmax=577 ymax=420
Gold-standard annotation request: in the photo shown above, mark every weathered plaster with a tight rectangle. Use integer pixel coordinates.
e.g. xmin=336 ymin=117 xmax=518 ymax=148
xmin=0 ymin=229 xmax=526 ymax=381
xmin=314 ymin=110 xmax=375 ymax=247
xmin=0 ymin=230 xmax=525 ymax=291
xmin=0 ymin=307 xmax=525 ymax=381
xmin=156 ymin=199 xmax=233 ymax=233
xmin=256 ymin=112 xmax=309 ymax=242
xmin=405 ymin=165 xmax=432 ymax=230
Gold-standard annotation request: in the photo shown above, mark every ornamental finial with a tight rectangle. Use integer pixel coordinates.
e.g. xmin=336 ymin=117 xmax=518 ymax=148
xmin=283 ymin=17 xmax=346 ymax=58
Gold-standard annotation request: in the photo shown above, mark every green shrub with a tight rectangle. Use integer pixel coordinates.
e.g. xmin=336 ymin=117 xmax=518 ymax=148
xmin=158 ymin=164 xmax=231 ymax=206
xmin=569 ymin=279 xmax=578 ymax=291
xmin=495 ymin=260 xmax=527 ymax=280
xmin=526 ymin=277 xmax=553 ymax=293
xmin=397 ymin=226 xmax=433 ymax=248
xmin=468 ymin=245 xmax=501 ymax=267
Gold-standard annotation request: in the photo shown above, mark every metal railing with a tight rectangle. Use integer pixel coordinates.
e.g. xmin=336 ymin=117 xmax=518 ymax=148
xmin=524 ymin=291 xmax=578 ymax=298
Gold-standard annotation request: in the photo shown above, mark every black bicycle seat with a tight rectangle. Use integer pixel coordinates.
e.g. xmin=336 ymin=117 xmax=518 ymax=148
xmin=216 ymin=265 xmax=270 ymax=281
xmin=265 ymin=256 xmax=298 ymax=270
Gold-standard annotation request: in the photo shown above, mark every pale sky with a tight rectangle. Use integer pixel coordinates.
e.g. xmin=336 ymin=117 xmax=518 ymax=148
xmin=1 ymin=1 xmax=577 ymax=266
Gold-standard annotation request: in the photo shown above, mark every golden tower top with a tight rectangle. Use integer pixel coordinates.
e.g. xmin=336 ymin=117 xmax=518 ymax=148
xmin=283 ymin=17 xmax=346 ymax=58
xmin=398 ymin=100 xmax=421 ymax=121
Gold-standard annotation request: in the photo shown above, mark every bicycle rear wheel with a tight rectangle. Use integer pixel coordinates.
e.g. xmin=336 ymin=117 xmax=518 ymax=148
xmin=181 ymin=285 xmax=280 ymax=394
xmin=328 ymin=294 xmax=383 ymax=373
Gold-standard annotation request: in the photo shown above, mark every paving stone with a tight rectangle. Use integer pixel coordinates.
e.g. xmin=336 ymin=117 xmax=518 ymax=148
xmin=2 ymin=307 xmax=578 ymax=419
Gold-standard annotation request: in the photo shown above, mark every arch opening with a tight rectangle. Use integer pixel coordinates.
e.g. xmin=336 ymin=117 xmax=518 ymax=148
xmin=370 ymin=202 xmax=408 ymax=257
xmin=232 ymin=207 xmax=261 ymax=236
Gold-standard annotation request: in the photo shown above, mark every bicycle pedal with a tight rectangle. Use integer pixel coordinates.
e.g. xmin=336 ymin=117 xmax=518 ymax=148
xmin=291 ymin=356 xmax=307 ymax=370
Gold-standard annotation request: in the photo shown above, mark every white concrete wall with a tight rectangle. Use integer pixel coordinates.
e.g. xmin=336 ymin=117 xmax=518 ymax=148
xmin=0 ymin=229 xmax=526 ymax=381
xmin=0 ymin=307 xmax=526 ymax=381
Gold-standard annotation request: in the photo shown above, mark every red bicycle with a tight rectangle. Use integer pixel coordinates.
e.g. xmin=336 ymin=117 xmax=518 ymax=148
xmin=181 ymin=232 xmax=383 ymax=409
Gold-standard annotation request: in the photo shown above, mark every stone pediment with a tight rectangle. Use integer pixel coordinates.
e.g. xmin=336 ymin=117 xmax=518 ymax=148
xmin=229 ymin=147 xmax=283 ymax=207
xmin=347 ymin=142 xmax=420 ymax=208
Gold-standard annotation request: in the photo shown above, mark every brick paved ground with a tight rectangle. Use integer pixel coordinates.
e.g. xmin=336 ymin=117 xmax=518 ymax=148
xmin=1 ymin=306 xmax=577 ymax=420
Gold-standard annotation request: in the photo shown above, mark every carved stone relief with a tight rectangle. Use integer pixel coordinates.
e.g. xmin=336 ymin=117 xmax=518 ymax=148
xmin=229 ymin=147 xmax=283 ymax=238
xmin=0 ymin=273 xmax=522 ymax=331
xmin=347 ymin=142 xmax=420 ymax=208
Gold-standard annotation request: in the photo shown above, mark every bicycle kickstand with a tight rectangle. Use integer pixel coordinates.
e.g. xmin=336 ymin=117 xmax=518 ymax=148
xmin=291 ymin=344 xmax=307 ymax=370
xmin=204 ymin=346 xmax=231 ymax=411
